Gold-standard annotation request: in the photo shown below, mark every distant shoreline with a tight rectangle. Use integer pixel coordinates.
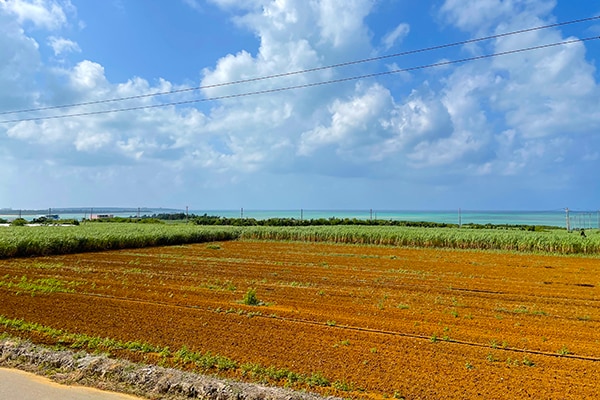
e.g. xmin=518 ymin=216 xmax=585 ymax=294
xmin=1 ymin=209 xmax=596 ymax=229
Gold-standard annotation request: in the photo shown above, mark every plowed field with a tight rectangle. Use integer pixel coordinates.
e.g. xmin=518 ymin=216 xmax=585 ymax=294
xmin=1 ymin=241 xmax=600 ymax=399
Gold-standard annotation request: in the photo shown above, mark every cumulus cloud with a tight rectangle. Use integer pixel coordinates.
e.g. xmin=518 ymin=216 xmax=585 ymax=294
xmin=436 ymin=0 xmax=600 ymax=178
xmin=0 ymin=11 xmax=41 ymax=110
xmin=1 ymin=0 xmax=70 ymax=30
xmin=381 ymin=23 xmax=410 ymax=51
xmin=1 ymin=0 xmax=599 ymax=209
xmin=192 ymin=0 xmax=600 ymax=186
xmin=299 ymin=83 xmax=394 ymax=157
xmin=47 ymin=35 xmax=80 ymax=55
xmin=439 ymin=0 xmax=557 ymax=35
xmin=199 ymin=0 xmax=380 ymax=175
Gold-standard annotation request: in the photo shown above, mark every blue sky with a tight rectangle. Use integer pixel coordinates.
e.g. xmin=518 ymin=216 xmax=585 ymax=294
xmin=1 ymin=0 xmax=599 ymax=211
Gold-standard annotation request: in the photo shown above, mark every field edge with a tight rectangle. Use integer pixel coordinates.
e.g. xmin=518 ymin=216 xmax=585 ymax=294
xmin=0 ymin=335 xmax=339 ymax=400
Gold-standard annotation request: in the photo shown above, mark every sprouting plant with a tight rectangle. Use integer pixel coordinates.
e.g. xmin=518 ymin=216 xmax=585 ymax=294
xmin=333 ymin=339 xmax=350 ymax=348
xmin=333 ymin=380 xmax=354 ymax=391
xmin=241 ymin=288 xmax=261 ymax=306
xmin=522 ymin=356 xmax=535 ymax=367
xmin=558 ymin=346 xmax=570 ymax=356
xmin=442 ymin=326 xmax=451 ymax=341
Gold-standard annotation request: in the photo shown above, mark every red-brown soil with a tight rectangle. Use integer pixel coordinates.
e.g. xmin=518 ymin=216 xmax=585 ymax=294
xmin=1 ymin=241 xmax=600 ymax=399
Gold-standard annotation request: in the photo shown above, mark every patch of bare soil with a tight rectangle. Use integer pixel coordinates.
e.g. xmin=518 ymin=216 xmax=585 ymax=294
xmin=1 ymin=241 xmax=600 ymax=398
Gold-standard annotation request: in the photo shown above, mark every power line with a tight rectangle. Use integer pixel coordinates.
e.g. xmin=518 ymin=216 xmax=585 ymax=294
xmin=1 ymin=15 xmax=599 ymax=117
xmin=1 ymin=35 xmax=599 ymax=124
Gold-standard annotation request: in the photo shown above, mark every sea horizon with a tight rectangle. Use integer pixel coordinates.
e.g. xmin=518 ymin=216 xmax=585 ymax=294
xmin=2 ymin=208 xmax=598 ymax=229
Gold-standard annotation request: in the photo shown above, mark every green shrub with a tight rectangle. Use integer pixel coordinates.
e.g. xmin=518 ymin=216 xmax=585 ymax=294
xmin=10 ymin=218 xmax=28 ymax=227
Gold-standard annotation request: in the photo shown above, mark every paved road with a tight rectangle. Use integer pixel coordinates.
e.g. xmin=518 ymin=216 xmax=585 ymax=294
xmin=0 ymin=368 xmax=144 ymax=400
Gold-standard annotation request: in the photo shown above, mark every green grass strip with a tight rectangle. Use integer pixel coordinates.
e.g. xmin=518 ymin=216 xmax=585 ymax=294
xmin=0 ymin=315 xmax=354 ymax=392
xmin=0 ymin=276 xmax=79 ymax=296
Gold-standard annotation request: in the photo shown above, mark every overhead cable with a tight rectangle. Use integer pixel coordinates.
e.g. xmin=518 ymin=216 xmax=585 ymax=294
xmin=0 ymin=36 xmax=599 ymax=124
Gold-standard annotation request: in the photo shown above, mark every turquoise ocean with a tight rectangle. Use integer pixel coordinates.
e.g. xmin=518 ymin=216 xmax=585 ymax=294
xmin=189 ymin=209 xmax=599 ymax=229
xmin=2 ymin=209 xmax=599 ymax=229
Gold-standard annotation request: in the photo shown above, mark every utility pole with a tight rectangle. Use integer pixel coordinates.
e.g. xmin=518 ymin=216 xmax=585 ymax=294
xmin=565 ymin=208 xmax=570 ymax=232
xmin=186 ymin=206 xmax=189 ymax=223
xmin=458 ymin=208 xmax=462 ymax=228
xmin=370 ymin=209 xmax=373 ymax=221
xmin=300 ymin=209 xmax=303 ymax=221
xmin=241 ymin=208 xmax=244 ymax=219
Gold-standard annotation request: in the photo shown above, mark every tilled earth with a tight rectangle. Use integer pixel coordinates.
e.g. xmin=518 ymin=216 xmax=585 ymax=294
xmin=1 ymin=241 xmax=600 ymax=399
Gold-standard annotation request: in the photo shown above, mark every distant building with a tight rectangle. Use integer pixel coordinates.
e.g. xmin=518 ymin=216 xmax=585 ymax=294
xmin=90 ymin=214 xmax=114 ymax=219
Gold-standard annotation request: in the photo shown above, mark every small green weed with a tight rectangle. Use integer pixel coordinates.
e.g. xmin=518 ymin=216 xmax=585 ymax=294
xmin=333 ymin=339 xmax=350 ymax=348
xmin=522 ymin=356 xmax=535 ymax=367
xmin=241 ymin=288 xmax=262 ymax=306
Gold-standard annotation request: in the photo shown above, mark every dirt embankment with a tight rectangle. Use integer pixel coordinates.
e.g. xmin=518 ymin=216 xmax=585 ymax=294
xmin=0 ymin=337 xmax=336 ymax=400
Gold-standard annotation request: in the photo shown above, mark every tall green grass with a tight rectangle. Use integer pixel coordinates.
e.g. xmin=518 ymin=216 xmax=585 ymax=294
xmin=1 ymin=224 xmax=598 ymax=258
xmin=239 ymin=226 xmax=600 ymax=254
xmin=0 ymin=224 xmax=241 ymax=258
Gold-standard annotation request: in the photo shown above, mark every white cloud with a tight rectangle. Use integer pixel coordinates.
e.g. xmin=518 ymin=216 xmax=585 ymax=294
xmin=199 ymin=0 xmax=379 ymax=175
xmin=1 ymin=0 xmax=599 ymax=209
xmin=0 ymin=12 xmax=41 ymax=110
xmin=439 ymin=0 xmax=556 ymax=35
xmin=299 ymin=83 xmax=393 ymax=157
xmin=382 ymin=23 xmax=410 ymax=51
xmin=69 ymin=60 xmax=108 ymax=90
xmin=436 ymin=0 xmax=600 ymax=177
xmin=74 ymin=131 xmax=111 ymax=151
xmin=182 ymin=0 xmax=202 ymax=12
xmin=1 ymin=0 xmax=69 ymax=30
xmin=314 ymin=0 xmax=374 ymax=51
xmin=48 ymin=35 xmax=80 ymax=56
